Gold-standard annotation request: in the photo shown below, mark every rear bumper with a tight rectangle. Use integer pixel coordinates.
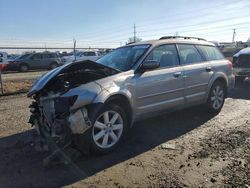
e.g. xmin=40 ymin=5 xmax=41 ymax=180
xmin=233 ymin=68 xmax=250 ymax=77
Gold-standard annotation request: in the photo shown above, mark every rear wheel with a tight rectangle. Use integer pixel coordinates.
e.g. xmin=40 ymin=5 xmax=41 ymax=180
xmin=19 ymin=64 xmax=28 ymax=72
xmin=49 ymin=63 xmax=58 ymax=70
xmin=206 ymin=81 xmax=226 ymax=113
xmin=89 ymin=103 xmax=128 ymax=154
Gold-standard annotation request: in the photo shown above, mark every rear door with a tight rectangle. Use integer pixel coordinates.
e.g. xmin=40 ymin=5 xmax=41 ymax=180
xmin=177 ymin=44 xmax=213 ymax=104
xmin=135 ymin=44 xmax=185 ymax=116
xmin=29 ymin=53 xmax=43 ymax=69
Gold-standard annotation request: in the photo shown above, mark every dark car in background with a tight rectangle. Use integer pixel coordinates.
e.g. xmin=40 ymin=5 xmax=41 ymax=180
xmin=6 ymin=52 xmax=63 ymax=72
xmin=233 ymin=47 xmax=250 ymax=82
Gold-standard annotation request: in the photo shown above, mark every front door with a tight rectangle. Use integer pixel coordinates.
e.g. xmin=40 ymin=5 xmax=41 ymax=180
xmin=135 ymin=44 xmax=185 ymax=117
xmin=29 ymin=53 xmax=43 ymax=69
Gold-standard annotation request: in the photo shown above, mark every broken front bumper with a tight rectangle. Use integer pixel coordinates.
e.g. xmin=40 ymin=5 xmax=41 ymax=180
xmin=28 ymin=98 xmax=92 ymax=151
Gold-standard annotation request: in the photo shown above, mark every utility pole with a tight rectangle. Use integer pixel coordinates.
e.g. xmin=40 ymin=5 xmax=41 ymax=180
xmin=73 ymin=38 xmax=76 ymax=61
xmin=133 ymin=24 xmax=136 ymax=42
xmin=232 ymin=29 xmax=236 ymax=43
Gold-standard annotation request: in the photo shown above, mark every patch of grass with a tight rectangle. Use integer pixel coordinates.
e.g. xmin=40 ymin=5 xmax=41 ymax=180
xmin=1 ymin=79 xmax=34 ymax=95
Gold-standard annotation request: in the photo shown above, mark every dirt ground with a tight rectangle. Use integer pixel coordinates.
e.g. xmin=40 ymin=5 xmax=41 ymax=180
xmin=2 ymin=79 xmax=34 ymax=94
xmin=1 ymin=70 xmax=44 ymax=95
xmin=0 ymin=80 xmax=249 ymax=188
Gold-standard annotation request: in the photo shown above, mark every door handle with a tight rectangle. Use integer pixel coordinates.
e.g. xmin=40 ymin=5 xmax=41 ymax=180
xmin=173 ymin=72 xmax=182 ymax=78
xmin=206 ymin=67 xmax=212 ymax=72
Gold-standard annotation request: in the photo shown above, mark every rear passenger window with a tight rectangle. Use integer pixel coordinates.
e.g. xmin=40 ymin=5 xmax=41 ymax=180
xmin=146 ymin=44 xmax=179 ymax=68
xmin=196 ymin=45 xmax=224 ymax=61
xmin=177 ymin=44 xmax=203 ymax=65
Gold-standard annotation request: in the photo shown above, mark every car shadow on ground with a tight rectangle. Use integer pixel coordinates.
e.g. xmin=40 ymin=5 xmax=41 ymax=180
xmin=228 ymin=78 xmax=250 ymax=100
xmin=0 ymin=106 xmax=216 ymax=187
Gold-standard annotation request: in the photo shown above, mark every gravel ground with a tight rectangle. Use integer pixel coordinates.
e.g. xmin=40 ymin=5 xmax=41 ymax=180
xmin=1 ymin=71 xmax=44 ymax=95
xmin=0 ymin=81 xmax=249 ymax=187
xmin=2 ymin=71 xmax=45 ymax=81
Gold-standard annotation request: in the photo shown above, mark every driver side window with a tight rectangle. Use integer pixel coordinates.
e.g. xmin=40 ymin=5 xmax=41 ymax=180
xmin=146 ymin=44 xmax=179 ymax=68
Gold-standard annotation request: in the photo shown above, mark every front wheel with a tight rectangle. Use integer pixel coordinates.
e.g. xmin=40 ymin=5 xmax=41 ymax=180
xmin=89 ymin=104 xmax=128 ymax=154
xmin=206 ymin=81 xmax=226 ymax=113
xmin=49 ymin=63 xmax=58 ymax=70
xmin=19 ymin=64 xmax=28 ymax=72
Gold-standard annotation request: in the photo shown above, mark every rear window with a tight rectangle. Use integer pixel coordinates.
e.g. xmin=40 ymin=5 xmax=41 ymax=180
xmin=196 ymin=45 xmax=224 ymax=61
xmin=235 ymin=54 xmax=250 ymax=68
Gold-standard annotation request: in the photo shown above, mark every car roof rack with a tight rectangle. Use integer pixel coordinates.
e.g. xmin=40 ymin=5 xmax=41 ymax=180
xmin=159 ymin=36 xmax=206 ymax=41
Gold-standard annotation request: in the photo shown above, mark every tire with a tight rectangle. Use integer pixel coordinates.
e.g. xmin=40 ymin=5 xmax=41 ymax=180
xmin=89 ymin=103 xmax=128 ymax=154
xmin=49 ymin=63 xmax=58 ymax=70
xmin=206 ymin=81 xmax=226 ymax=114
xmin=19 ymin=64 xmax=28 ymax=72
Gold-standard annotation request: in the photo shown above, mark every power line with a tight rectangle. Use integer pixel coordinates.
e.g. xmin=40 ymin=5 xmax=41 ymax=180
xmin=133 ymin=24 xmax=136 ymax=42
xmin=136 ymin=1 xmax=250 ymax=28
xmin=232 ymin=29 xmax=236 ymax=43
xmin=61 ymin=0 xmax=250 ymax=41
xmin=137 ymin=16 xmax=250 ymax=34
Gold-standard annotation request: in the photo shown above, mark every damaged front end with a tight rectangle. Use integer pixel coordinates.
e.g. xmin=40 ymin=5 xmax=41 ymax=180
xmin=28 ymin=60 xmax=119 ymax=154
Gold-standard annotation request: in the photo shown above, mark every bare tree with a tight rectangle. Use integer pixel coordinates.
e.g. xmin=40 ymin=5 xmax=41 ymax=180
xmin=127 ymin=37 xmax=142 ymax=44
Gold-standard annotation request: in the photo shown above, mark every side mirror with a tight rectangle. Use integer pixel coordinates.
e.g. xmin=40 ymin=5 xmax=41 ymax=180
xmin=141 ymin=60 xmax=160 ymax=71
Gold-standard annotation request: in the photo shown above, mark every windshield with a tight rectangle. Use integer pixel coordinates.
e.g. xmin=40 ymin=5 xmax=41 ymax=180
xmin=17 ymin=54 xmax=31 ymax=60
xmin=96 ymin=44 xmax=150 ymax=71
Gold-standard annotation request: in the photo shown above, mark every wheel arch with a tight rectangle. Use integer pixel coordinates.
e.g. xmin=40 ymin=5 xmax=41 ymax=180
xmin=19 ymin=62 xmax=29 ymax=71
xmin=50 ymin=61 xmax=58 ymax=65
xmin=104 ymin=94 xmax=134 ymax=127
xmin=207 ymin=73 xmax=228 ymax=99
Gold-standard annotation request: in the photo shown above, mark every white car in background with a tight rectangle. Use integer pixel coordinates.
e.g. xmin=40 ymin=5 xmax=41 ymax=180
xmin=62 ymin=51 xmax=101 ymax=64
xmin=0 ymin=52 xmax=8 ymax=71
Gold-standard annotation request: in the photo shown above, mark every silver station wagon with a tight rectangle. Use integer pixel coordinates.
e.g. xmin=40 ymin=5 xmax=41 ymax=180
xmin=28 ymin=36 xmax=235 ymax=154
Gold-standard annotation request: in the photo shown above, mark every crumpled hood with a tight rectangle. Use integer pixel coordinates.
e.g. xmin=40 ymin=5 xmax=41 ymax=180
xmin=27 ymin=60 xmax=120 ymax=97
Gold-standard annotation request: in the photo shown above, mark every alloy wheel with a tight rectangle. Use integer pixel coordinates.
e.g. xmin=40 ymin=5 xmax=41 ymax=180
xmin=92 ymin=110 xmax=123 ymax=149
xmin=211 ymin=85 xmax=224 ymax=110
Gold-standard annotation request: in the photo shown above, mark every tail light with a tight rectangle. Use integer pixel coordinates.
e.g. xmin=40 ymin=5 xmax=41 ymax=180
xmin=227 ymin=60 xmax=233 ymax=69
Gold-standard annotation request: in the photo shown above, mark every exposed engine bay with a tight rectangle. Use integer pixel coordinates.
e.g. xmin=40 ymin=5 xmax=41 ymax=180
xmin=37 ymin=61 xmax=119 ymax=95
xmin=28 ymin=60 xmax=120 ymax=157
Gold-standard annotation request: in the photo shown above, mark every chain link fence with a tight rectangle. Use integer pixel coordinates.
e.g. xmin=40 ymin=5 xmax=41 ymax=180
xmin=0 ymin=47 xmax=111 ymax=96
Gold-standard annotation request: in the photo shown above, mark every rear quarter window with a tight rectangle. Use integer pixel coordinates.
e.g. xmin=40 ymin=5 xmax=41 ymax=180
xmin=196 ymin=45 xmax=224 ymax=61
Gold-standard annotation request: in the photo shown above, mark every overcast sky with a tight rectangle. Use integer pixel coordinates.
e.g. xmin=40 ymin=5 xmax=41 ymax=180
xmin=0 ymin=0 xmax=250 ymax=49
